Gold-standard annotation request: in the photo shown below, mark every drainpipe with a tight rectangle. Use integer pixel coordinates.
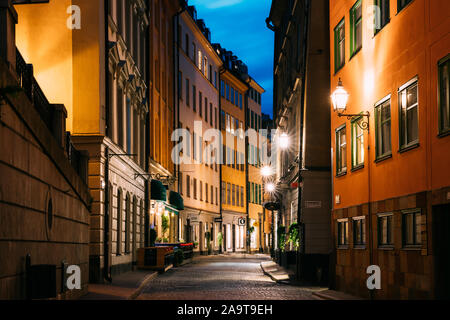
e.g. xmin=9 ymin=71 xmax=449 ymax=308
xmin=173 ymin=2 xmax=186 ymax=243
xmin=103 ymin=0 xmax=112 ymax=283
xmin=219 ymin=66 xmax=225 ymax=253
xmin=144 ymin=3 xmax=151 ymax=248
xmin=296 ymin=0 xmax=311 ymax=281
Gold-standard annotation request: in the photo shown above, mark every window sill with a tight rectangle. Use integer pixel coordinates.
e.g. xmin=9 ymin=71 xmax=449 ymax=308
xmin=337 ymin=245 xmax=349 ymax=250
xmin=438 ymin=129 xmax=450 ymax=138
xmin=336 ymin=171 xmax=347 ymax=178
xmin=349 ymin=47 xmax=362 ymax=61
xmin=351 ymin=164 xmax=364 ymax=172
xmin=353 ymin=245 xmax=366 ymax=250
xmin=399 ymin=142 xmax=420 ymax=154
xmin=373 ymin=20 xmax=390 ymax=37
xmin=375 ymin=153 xmax=392 ymax=163
xmin=402 ymin=245 xmax=422 ymax=251
xmin=334 ymin=64 xmax=345 ymax=76
xmin=378 ymin=246 xmax=394 ymax=250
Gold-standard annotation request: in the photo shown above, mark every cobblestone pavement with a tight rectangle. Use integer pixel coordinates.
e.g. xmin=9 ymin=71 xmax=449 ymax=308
xmin=138 ymin=254 xmax=320 ymax=300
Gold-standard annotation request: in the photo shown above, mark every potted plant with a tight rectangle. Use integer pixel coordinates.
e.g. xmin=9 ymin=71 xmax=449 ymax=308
xmin=161 ymin=215 xmax=169 ymax=243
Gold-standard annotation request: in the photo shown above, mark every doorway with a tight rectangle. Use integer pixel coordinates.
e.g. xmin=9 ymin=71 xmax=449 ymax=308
xmin=433 ymin=204 xmax=450 ymax=299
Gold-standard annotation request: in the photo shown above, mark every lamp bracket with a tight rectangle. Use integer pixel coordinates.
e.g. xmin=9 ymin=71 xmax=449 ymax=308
xmin=338 ymin=111 xmax=370 ymax=131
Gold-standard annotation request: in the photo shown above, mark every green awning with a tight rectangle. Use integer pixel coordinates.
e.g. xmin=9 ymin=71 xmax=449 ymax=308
xmin=169 ymin=191 xmax=184 ymax=210
xmin=151 ymin=180 xmax=167 ymax=201
xmin=165 ymin=205 xmax=179 ymax=216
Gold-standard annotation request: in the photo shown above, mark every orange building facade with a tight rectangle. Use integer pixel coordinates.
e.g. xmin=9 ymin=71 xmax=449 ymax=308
xmin=330 ymin=0 xmax=450 ymax=299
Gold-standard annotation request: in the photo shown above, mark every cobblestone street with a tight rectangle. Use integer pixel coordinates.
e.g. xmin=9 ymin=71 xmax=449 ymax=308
xmin=137 ymin=255 xmax=320 ymax=300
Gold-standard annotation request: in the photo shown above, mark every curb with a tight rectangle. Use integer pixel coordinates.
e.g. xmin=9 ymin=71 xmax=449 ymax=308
xmin=260 ymin=262 xmax=286 ymax=283
xmin=128 ymin=272 xmax=158 ymax=300
xmin=311 ymin=290 xmax=365 ymax=301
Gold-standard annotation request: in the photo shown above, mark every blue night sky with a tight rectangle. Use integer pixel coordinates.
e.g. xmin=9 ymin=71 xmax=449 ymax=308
xmin=189 ymin=0 xmax=274 ymax=117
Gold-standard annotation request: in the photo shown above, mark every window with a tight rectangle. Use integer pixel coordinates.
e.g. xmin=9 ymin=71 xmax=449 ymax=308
xmin=180 ymin=173 xmax=183 ymax=195
xmin=192 ymin=42 xmax=196 ymax=64
xmin=336 ymin=125 xmax=347 ymax=175
xmin=185 ymin=34 xmax=190 ymax=56
xmin=222 ymin=182 xmax=226 ymax=204
xmin=337 ymin=219 xmax=348 ymax=246
xmin=199 ymin=92 xmax=202 ymax=117
xmin=374 ymin=0 xmax=390 ymax=33
xmin=239 ymin=94 xmax=243 ymax=109
xmin=353 ymin=217 xmax=366 ymax=246
xmin=210 ymin=103 xmax=213 ymax=126
xmin=178 ymin=72 xmax=183 ymax=100
xmin=193 ymin=85 xmax=197 ymax=112
xmin=377 ymin=213 xmax=393 ymax=246
xmin=236 ymin=185 xmax=239 ymax=207
xmin=185 ymin=78 xmax=190 ymax=106
xmin=204 ymin=97 xmax=208 ymax=122
xmin=375 ymin=96 xmax=392 ymax=159
xmin=397 ymin=0 xmax=413 ymax=13
xmin=351 ymin=118 xmax=364 ymax=169
xmin=232 ymin=185 xmax=235 ymax=206
xmin=438 ymin=56 xmax=450 ymax=134
xmin=399 ymin=79 xmax=419 ymax=149
xmin=205 ymin=183 xmax=208 ymax=203
xmin=211 ymin=185 xmax=214 ymax=204
xmin=402 ymin=210 xmax=421 ymax=246
xmin=334 ymin=18 xmax=345 ymax=72
xmin=231 ymin=87 xmax=235 ymax=105
xmin=226 ymin=83 xmax=230 ymax=101
xmin=215 ymin=187 xmax=218 ymax=205
xmin=240 ymin=187 xmax=244 ymax=207
xmin=198 ymin=50 xmax=202 ymax=71
xmin=200 ymin=181 xmax=203 ymax=201
xmin=186 ymin=175 xmax=191 ymax=198
xmin=193 ymin=178 xmax=197 ymax=199
xmin=350 ymin=0 xmax=362 ymax=56
xmin=227 ymin=183 xmax=231 ymax=204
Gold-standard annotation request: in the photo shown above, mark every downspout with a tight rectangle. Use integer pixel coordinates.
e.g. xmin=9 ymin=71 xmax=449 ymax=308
xmin=173 ymin=2 xmax=186 ymax=242
xmin=244 ymin=84 xmax=250 ymax=253
xmin=296 ymin=0 xmax=311 ymax=280
xmin=218 ymin=66 xmax=225 ymax=253
xmin=144 ymin=3 xmax=151 ymax=248
xmin=103 ymin=0 xmax=112 ymax=283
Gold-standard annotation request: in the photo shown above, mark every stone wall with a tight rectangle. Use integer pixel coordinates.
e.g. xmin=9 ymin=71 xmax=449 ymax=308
xmin=0 ymin=59 xmax=90 ymax=299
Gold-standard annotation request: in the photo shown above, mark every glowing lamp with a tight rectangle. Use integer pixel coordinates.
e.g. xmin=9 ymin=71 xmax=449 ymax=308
xmin=331 ymin=78 xmax=349 ymax=112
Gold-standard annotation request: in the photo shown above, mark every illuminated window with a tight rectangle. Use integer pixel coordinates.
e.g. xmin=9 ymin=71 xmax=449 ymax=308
xmin=402 ymin=210 xmax=421 ymax=246
xmin=438 ymin=55 xmax=450 ymax=135
xmin=353 ymin=217 xmax=366 ymax=246
xmin=334 ymin=18 xmax=345 ymax=72
xmin=350 ymin=0 xmax=362 ymax=57
xmin=337 ymin=219 xmax=348 ymax=247
xmin=336 ymin=125 xmax=347 ymax=175
xmin=351 ymin=117 xmax=364 ymax=169
xmin=198 ymin=51 xmax=202 ymax=70
xmin=398 ymin=78 xmax=419 ymax=150
xmin=377 ymin=213 xmax=393 ymax=246
xmin=375 ymin=96 xmax=392 ymax=160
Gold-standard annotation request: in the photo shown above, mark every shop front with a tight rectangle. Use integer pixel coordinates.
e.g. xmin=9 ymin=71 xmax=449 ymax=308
xmin=222 ymin=211 xmax=247 ymax=253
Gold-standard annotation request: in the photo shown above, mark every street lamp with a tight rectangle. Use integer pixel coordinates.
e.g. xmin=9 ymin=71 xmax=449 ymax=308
xmin=278 ymin=133 xmax=290 ymax=150
xmin=261 ymin=165 xmax=273 ymax=177
xmin=266 ymin=183 xmax=275 ymax=193
xmin=331 ymin=78 xmax=370 ymax=131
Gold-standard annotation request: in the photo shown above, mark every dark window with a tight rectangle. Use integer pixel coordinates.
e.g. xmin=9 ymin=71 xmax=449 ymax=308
xmin=353 ymin=217 xmax=366 ymax=246
xmin=199 ymin=92 xmax=203 ymax=117
xmin=193 ymin=178 xmax=197 ymax=199
xmin=375 ymin=97 xmax=392 ymax=159
xmin=240 ymin=186 xmax=244 ymax=207
xmin=378 ymin=214 xmax=393 ymax=246
xmin=193 ymin=85 xmax=197 ymax=112
xmin=397 ymin=0 xmax=413 ymax=13
xmin=402 ymin=210 xmax=422 ymax=246
xmin=334 ymin=18 xmax=345 ymax=72
xmin=350 ymin=0 xmax=362 ymax=56
xmin=375 ymin=0 xmax=390 ymax=33
xmin=227 ymin=183 xmax=231 ymax=204
xmin=438 ymin=56 xmax=450 ymax=134
xmin=185 ymin=78 xmax=190 ymax=106
xmin=399 ymin=79 xmax=419 ymax=149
